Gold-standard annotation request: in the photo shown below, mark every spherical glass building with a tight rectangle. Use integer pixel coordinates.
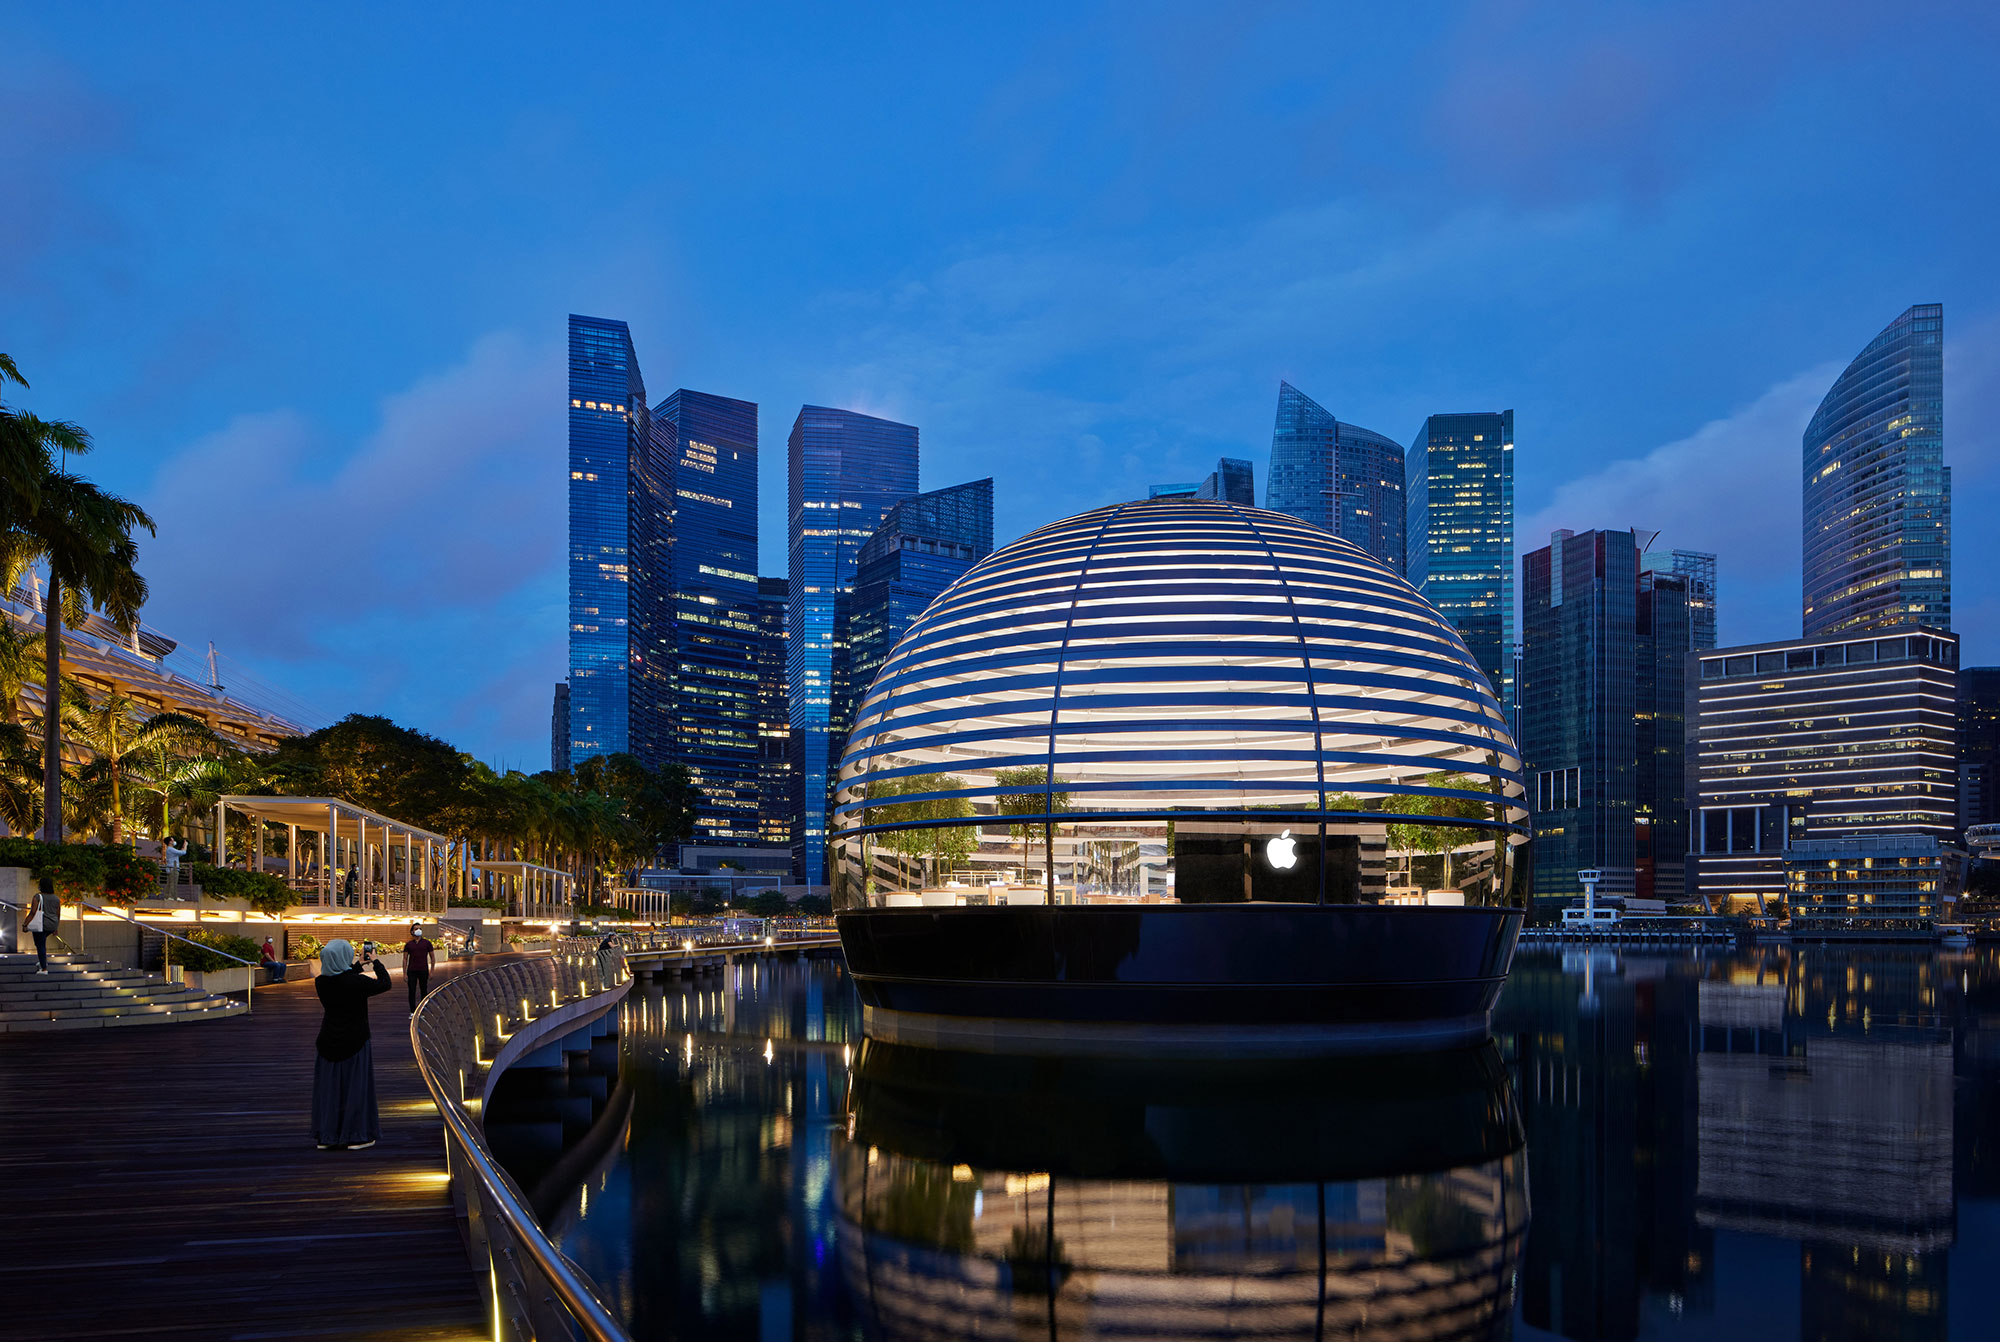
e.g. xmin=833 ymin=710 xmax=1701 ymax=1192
xmin=833 ymin=499 xmax=1530 ymax=1051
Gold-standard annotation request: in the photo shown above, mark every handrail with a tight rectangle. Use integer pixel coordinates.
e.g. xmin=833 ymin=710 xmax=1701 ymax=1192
xmin=411 ymin=939 xmax=633 ymax=1341
xmin=4 ymin=891 xmax=255 ymax=1012
xmin=0 ymin=893 xmax=74 ymax=956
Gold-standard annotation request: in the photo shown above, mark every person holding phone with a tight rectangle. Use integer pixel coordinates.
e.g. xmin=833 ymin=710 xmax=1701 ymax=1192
xmin=310 ymin=938 xmax=392 ymax=1150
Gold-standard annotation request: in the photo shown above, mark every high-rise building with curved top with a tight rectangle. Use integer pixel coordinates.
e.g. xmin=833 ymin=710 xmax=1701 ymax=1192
xmin=1266 ymin=380 xmax=1405 ymax=571
xmin=1803 ymin=304 xmax=1948 ymax=636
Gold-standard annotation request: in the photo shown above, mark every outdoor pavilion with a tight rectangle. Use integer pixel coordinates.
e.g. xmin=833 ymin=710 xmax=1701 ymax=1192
xmin=473 ymin=859 xmax=574 ymax=920
xmin=216 ymin=795 xmax=454 ymax=916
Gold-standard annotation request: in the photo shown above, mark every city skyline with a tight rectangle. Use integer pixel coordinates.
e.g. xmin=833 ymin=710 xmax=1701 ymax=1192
xmin=9 ymin=6 xmax=2000 ymax=766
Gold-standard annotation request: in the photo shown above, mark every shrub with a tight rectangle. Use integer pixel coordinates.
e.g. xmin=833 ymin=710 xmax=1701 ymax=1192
xmin=191 ymin=863 xmax=295 ymax=915
xmin=167 ymin=928 xmax=262 ymax=974
xmin=288 ymin=933 xmax=322 ymax=963
xmin=0 ymin=838 xmax=162 ymax=907
xmin=449 ymin=896 xmax=505 ymax=910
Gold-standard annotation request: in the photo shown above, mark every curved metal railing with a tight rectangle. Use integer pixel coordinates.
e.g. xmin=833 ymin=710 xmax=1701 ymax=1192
xmin=411 ymin=938 xmax=633 ymax=1342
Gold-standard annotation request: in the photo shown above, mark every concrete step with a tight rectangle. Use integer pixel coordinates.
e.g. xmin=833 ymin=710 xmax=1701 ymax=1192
xmin=0 ymin=1001 xmax=245 ymax=1032
xmin=0 ymin=952 xmax=244 ymax=1030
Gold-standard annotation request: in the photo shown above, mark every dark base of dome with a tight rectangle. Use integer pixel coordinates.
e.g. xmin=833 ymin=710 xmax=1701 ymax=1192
xmin=837 ymin=903 xmax=1522 ymax=1057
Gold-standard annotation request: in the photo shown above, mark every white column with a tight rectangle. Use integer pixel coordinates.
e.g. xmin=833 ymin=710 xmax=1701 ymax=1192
xmin=327 ymin=804 xmax=338 ymax=906
xmin=216 ymin=802 xmax=227 ymax=871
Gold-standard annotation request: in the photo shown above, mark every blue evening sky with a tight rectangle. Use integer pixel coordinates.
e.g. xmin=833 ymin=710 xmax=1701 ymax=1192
xmin=6 ymin=2 xmax=1999 ymax=765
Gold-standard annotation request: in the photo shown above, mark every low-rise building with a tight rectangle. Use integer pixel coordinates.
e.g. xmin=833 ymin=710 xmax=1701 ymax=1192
xmin=1688 ymin=628 xmax=1958 ymax=916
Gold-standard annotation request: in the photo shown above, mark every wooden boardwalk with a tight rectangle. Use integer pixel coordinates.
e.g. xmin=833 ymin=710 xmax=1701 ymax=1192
xmin=0 ymin=958 xmax=510 ymax=1341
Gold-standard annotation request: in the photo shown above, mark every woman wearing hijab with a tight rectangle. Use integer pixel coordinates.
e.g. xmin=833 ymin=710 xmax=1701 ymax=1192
xmin=311 ymin=938 xmax=392 ymax=1150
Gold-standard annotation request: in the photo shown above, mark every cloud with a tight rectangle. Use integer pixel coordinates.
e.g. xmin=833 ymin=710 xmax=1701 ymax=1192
xmin=1518 ymin=364 xmax=1839 ymax=648
xmin=1519 ymin=303 xmax=2000 ymax=660
xmin=137 ymin=331 xmax=564 ymax=759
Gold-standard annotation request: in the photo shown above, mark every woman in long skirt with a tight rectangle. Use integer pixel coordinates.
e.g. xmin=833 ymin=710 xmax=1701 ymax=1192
xmin=312 ymin=938 xmax=392 ymax=1150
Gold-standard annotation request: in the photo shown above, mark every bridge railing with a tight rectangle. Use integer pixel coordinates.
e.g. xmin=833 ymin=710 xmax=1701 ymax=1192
xmin=411 ymin=938 xmax=633 ymax=1342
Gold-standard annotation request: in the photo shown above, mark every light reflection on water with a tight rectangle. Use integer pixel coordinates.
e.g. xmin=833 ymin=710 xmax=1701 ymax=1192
xmin=521 ymin=946 xmax=2000 ymax=1340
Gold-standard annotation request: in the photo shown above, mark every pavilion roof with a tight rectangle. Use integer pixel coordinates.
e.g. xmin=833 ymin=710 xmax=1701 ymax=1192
xmin=217 ymin=795 xmax=449 ymax=845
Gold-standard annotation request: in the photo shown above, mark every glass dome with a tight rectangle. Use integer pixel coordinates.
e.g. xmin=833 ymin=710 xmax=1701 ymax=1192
xmin=833 ymin=499 xmax=1529 ymax=911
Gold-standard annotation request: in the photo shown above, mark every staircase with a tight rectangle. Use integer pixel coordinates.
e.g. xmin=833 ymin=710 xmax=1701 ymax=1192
xmin=0 ymin=953 xmax=247 ymax=1032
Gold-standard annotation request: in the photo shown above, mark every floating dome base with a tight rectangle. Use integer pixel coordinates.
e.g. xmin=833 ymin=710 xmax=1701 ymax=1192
xmin=832 ymin=500 xmax=1531 ymax=1054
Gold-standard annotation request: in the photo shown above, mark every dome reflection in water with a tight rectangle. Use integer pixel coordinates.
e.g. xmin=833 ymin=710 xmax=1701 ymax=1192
xmin=837 ymin=1041 xmax=1529 ymax=1341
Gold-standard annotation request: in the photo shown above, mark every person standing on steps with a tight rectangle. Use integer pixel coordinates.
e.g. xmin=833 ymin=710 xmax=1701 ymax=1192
xmin=25 ymin=877 xmax=59 ymax=974
xmin=311 ymin=938 xmax=391 ymax=1150
xmin=403 ymin=923 xmax=435 ymax=1015
xmin=342 ymin=865 xmax=359 ymax=910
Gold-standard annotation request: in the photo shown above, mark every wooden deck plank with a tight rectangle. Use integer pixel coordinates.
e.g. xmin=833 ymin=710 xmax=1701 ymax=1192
xmin=0 ymin=956 xmax=506 ymax=1341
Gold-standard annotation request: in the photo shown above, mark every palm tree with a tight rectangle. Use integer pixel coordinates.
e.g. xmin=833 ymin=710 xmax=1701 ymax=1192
xmin=0 ymin=721 xmax=42 ymax=835
xmin=0 ymin=623 xmax=43 ymax=725
xmin=128 ymin=734 xmax=233 ymax=845
xmin=0 ymin=354 xmax=90 ymax=532
xmin=1 ymin=469 xmax=155 ymax=843
xmin=61 ymin=686 xmax=215 ymax=844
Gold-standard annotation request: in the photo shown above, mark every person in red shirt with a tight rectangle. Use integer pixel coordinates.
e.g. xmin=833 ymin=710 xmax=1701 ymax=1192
xmin=403 ymin=923 xmax=435 ymax=1014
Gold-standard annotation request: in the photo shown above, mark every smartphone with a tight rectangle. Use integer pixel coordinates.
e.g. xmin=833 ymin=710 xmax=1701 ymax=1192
xmin=362 ymin=940 xmax=376 ymax=958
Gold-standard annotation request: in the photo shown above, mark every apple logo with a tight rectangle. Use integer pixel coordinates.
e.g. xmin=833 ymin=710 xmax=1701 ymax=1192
xmin=1266 ymin=830 xmax=1298 ymax=871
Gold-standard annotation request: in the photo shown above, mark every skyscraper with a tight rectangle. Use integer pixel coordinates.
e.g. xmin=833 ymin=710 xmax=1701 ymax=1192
xmin=1803 ymin=304 xmax=1948 ymax=636
xmin=550 ymin=683 xmax=570 ymax=774
xmin=1406 ymin=412 xmax=1514 ymax=715
xmin=566 ymin=315 xmax=648 ymax=764
xmin=1198 ymin=457 xmax=1255 ymax=505
xmin=639 ymin=390 xmax=761 ymax=844
xmin=1642 ymin=547 xmax=1717 ymax=650
xmin=1520 ymin=530 xmax=1699 ymax=906
xmin=757 ymin=577 xmax=794 ymax=849
xmin=787 ymin=406 xmax=920 ymax=882
xmin=845 ymin=479 xmax=995 ymax=730
xmin=1266 ymin=381 xmax=1404 ymax=570
xmin=1522 ymin=529 xmax=1638 ymax=906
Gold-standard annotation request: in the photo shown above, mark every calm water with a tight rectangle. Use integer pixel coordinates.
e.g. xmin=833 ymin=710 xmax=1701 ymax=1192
xmin=508 ymin=947 xmax=2000 ymax=1341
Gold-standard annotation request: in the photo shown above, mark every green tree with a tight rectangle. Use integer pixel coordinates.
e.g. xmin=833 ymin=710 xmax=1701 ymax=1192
xmin=60 ymin=685 xmax=214 ymax=844
xmin=0 ymin=623 xmax=44 ymax=727
xmin=1385 ymin=772 xmax=1489 ymax=890
xmin=993 ymin=765 xmax=1070 ymax=885
xmin=0 ymin=390 xmax=155 ymax=841
xmin=869 ymin=773 xmax=976 ymax=889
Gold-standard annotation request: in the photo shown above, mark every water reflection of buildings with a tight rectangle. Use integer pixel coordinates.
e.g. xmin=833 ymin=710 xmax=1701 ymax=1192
xmin=836 ymin=1043 xmax=1528 ymax=1341
xmin=534 ymin=959 xmax=864 ymax=1340
xmin=1496 ymin=948 xmax=1980 ymax=1342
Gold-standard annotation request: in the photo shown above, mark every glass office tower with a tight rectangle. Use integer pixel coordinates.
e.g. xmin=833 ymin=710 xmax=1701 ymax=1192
xmin=1198 ymin=457 xmax=1255 ymax=505
xmin=845 ymin=479 xmax=995 ymax=730
xmin=1959 ymin=666 xmax=2000 ymax=837
xmin=1406 ymin=411 xmax=1515 ymax=715
xmin=566 ymin=315 xmax=648 ymax=764
xmin=640 ymin=390 xmax=761 ymax=844
xmin=1520 ymin=530 xmax=1699 ymax=908
xmin=1803 ymin=304 xmax=1948 ymax=636
xmin=1642 ymin=548 xmax=1717 ymax=650
xmin=788 ymin=407 xmax=920 ymax=882
xmin=757 ymin=577 xmax=794 ymax=849
xmin=1522 ymin=529 xmax=1639 ymax=907
xmin=550 ymin=683 xmax=569 ymax=774
xmin=1266 ymin=381 xmax=1405 ymax=570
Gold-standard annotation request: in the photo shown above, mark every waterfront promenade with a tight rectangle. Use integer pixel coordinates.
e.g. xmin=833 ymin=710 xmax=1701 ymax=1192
xmin=0 ymin=960 xmax=512 ymax=1341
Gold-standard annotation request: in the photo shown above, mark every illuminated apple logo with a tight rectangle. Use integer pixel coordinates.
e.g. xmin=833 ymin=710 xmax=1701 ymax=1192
xmin=1266 ymin=830 xmax=1298 ymax=870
